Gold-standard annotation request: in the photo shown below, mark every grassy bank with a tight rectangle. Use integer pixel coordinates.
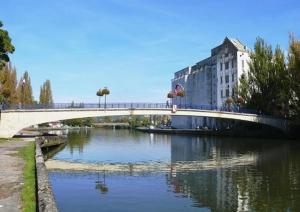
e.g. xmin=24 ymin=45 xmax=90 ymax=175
xmin=18 ymin=141 xmax=36 ymax=212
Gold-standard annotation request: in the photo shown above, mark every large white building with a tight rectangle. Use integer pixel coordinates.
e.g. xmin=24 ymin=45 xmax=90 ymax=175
xmin=171 ymin=37 xmax=250 ymax=129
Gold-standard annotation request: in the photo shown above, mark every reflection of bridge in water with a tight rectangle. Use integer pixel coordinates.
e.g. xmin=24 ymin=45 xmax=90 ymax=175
xmin=0 ymin=103 xmax=289 ymax=138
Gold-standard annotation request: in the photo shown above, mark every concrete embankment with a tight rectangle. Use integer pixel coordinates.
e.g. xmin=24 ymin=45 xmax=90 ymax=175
xmin=35 ymin=139 xmax=58 ymax=212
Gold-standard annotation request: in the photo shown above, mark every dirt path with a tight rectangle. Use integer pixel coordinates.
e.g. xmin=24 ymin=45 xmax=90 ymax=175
xmin=0 ymin=139 xmax=30 ymax=212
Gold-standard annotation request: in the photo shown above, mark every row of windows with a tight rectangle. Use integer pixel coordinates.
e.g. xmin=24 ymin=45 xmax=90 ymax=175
xmin=220 ymin=88 xmax=235 ymax=98
xmin=220 ymin=60 xmax=234 ymax=71
xmin=220 ymin=59 xmax=245 ymax=71
xmin=220 ymin=74 xmax=235 ymax=84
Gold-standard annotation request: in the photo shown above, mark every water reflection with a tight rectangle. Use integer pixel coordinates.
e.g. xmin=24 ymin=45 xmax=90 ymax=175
xmin=95 ymin=171 xmax=108 ymax=194
xmin=53 ymin=129 xmax=171 ymax=164
xmin=168 ymin=136 xmax=300 ymax=211
xmin=49 ymin=129 xmax=300 ymax=211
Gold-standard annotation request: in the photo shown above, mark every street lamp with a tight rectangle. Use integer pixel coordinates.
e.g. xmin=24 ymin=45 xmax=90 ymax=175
xmin=22 ymin=78 xmax=26 ymax=109
xmin=176 ymin=90 xmax=185 ymax=108
xmin=167 ymin=91 xmax=174 ymax=108
xmin=96 ymin=89 xmax=104 ymax=108
xmin=225 ymin=97 xmax=234 ymax=111
xmin=101 ymin=87 xmax=110 ymax=109
xmin=236 ymin=96 xmax=244 ymax=112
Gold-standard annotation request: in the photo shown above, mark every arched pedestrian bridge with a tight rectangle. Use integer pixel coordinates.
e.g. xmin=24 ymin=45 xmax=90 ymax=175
xmin=0 ymin=103 xmax=289 ymax=138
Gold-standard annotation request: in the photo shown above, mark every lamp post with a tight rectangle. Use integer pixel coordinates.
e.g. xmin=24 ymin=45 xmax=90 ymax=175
xmin=177 ymin=90 xmax=185 ymax=108
xmin=22 ymin=78 xmax=26 ymax=109
xmin=167 ymin=91 xmax=174 ymax=108
xmin=96 ymin=89 xmax=103 ymax=108
xmin=225 ymin=97 xmax=233 ymax=111
xmin=236 ymin=96 xmax=244 ymax=112
xmin=101 ymin=87 xmax=110 ymax=109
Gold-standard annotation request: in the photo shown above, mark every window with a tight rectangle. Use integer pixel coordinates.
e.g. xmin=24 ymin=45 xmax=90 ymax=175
xmin=220 ymin=76 xmax=223 ymax=84
xmin=232 ymin=88 xmax=235 ymax=97
xmin=225 ymin=53 xmax=228 ymax=57
xmin=232 ymin=74 xmax=234 ymax=82
xmin=221 ymin=90 xmax=223 ymax=98
xmin=231 ymin=60 xmax=234 ymax=68
xmin=220 ymin=62 xmax=223 ymax=71
xmin=225 ymin=75 xmax=229 ymax=83
xmin=225 ymin=62 xmax=229 ymax=70
xmin=226 ymin=89 xmax=229 ymax=97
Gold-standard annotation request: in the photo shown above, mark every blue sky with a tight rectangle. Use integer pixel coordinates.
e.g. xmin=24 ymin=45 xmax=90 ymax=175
xmin=1 ymin=0 xmax=300 ymax=103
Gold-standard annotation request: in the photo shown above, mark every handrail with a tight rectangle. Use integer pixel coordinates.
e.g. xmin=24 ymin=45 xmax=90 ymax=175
xmin=1 ymin=102 xmax=259 ymax=115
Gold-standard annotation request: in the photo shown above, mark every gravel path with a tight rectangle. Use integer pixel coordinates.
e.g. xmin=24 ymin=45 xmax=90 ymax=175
xmin=0 ymin=139 xmax=31 ymax=212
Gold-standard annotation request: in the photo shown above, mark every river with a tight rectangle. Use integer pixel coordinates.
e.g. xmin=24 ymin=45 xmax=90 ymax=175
xmin=47 ymin=128 xmax=300 ymax=211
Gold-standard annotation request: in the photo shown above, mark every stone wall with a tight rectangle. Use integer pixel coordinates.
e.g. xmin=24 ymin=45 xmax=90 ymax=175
xmin=35 ymin=138 xmax=58 ymax=212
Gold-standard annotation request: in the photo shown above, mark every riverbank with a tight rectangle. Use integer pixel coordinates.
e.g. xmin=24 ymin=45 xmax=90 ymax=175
xmin=18 ymin=141 xmax=36 ymax=212
xmin=0 ymin=138 xmax=35 ymax=212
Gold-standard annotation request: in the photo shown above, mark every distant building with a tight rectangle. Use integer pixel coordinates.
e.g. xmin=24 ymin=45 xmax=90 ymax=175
xmin=171 ymin=37 xmax=250 ymax=129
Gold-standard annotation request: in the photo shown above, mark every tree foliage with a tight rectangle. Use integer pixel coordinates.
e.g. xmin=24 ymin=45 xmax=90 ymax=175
xmin=96 ymin=89 xmax=104 ymax=97
xmin=39 ymin=79 xmax=53 ymax=105
xmin=0 ymin=63 xmax=18 ymax=104
xmin=17 ymin=71 xmax=34 ymax=105
xmin=102 ymin=87 xmax=110 ymax=95
xmin=0 ymin=21 xmax=15 ymax=68
xmin=62 ymin=118 xmax=93 ymax=127
xmin=288 ymin=35 xmax=300 ymax=118
xmin=238 ymin=37 xmax=291 ymax=117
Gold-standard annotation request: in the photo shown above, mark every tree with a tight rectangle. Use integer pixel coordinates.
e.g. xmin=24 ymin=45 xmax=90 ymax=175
xmin=39 ymin=79 xmax=53 ymax=106
xmin=0 ymin=21 xmax=15 ymax=68
xmin=239 ymin=37 xmax=291 ymax=117
xmin=237 ymin=73 xmax=249 ymax=104
xmin=17 ymin=71 xmax=34 ymax=105
xmin=288 ymin=34 xmax=300 ymax=118
xmin=0 ymin=63 xmax=18 ymax=105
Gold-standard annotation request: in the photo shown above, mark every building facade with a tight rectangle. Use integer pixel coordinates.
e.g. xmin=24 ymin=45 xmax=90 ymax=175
xmin=171 ymin=37 xmax=250 ymax=129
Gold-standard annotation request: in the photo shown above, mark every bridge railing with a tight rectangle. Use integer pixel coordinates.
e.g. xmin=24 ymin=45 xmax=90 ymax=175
xmin=1 ymin=103 xmax=258 ymax=114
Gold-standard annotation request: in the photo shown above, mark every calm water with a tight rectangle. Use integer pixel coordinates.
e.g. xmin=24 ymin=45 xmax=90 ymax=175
xmin=48 ymin=129 xmax=300 ymax=212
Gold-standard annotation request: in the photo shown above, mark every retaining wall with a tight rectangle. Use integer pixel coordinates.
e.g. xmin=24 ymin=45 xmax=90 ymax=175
xmin=35 ymin=138 xmax=58 ymax=212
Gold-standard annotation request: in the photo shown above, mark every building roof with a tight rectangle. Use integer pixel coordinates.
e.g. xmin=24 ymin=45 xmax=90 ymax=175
xmin=227 ymin=38 xmax=247 ymax=52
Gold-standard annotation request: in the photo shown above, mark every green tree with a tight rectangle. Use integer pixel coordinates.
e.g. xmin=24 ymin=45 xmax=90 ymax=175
xmin=239 ymin=37 xmax=291 ymax=116
xmin=237 ymin=73 xmax=249 ymax=104
xmin=0 ymin=21 xmax=15 ymax=68
xmin=0 ymin=63 xmax=18 ymax=105
xmin=288 ymin=34 xmax=300 ymax=118
xmin=17 ymin=71 xmax=34 ymax=105
xmin=39 ymin=79 xmax=53 ymax=105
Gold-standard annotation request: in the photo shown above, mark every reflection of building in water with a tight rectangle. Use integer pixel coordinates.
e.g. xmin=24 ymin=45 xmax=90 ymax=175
xmin=169 ymin=135 xmax=246 ymax=211
xmin=168 ymin=136 xmax=300 ymax=211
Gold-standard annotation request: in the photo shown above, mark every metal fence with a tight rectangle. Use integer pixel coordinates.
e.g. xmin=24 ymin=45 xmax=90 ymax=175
xmin=1 ymin=102 xmax=258 ymax=114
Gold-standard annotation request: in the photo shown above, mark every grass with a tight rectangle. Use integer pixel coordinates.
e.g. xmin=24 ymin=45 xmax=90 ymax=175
xmin=0 ymin=138 xmax=10 ymax=144
xmin=18 ymin=141 xmax=36 ymax=212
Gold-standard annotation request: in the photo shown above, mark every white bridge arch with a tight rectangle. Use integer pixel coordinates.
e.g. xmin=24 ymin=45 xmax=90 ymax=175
xmin=0 ymin=107 xmax=289 ymax=138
